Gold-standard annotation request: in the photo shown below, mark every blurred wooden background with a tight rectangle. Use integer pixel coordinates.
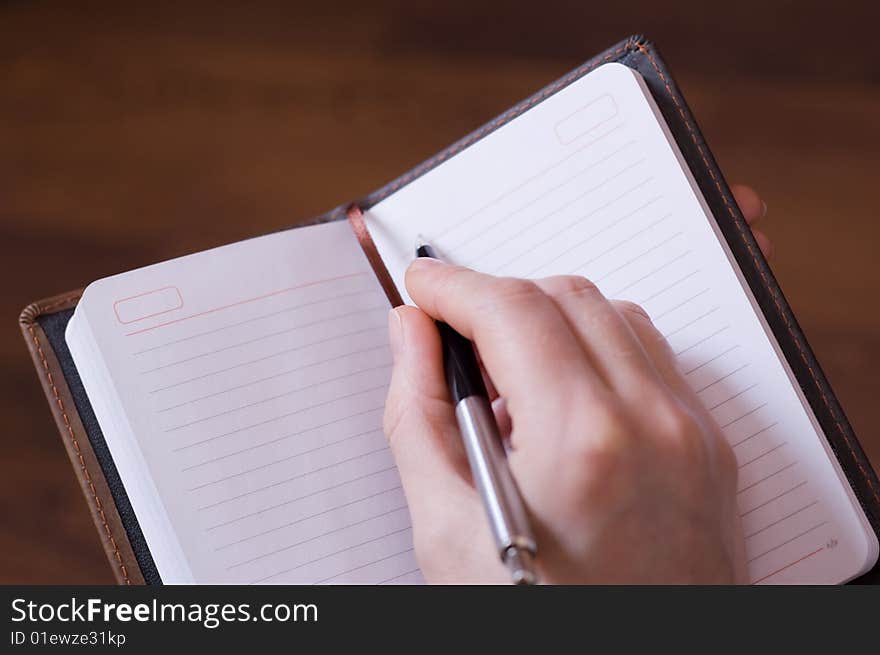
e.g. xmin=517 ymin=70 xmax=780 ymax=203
xmin=1 ymin=1 xmax=878 ymax=583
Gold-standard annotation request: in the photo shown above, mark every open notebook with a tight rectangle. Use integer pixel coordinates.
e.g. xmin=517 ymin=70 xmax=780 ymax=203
xmin=64 ymin=58 xmax=878 ymax=585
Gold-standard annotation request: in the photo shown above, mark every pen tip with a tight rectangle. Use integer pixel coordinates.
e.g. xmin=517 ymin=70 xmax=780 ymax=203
xmin=505 ymin=547 xmax=539 ymax=585
xmin=415 ymin=235 xmax=438 ymax=259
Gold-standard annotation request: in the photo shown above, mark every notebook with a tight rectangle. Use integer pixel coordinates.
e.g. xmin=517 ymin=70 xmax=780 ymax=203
xmin=23 ymin=37 xmax=880 ymax=585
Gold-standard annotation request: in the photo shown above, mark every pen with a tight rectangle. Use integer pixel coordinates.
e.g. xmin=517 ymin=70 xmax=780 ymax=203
xmin=415 ymin=241 xmax=539 ymax=585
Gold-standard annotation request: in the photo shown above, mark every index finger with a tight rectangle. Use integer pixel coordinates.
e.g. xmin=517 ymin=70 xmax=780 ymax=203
xmin=404 ymin=258 xmax=603 ymax=413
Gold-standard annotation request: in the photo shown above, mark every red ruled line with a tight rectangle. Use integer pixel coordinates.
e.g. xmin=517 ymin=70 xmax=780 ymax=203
xmin=751 ymin=546 xmax=824 ymax=585
xmin=123 ymin=272 xmax=367 ymax=336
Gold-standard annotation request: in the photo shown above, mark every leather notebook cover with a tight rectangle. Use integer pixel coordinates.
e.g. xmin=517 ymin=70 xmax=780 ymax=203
xmin=19 ymin=35 xmax=880 ymax=585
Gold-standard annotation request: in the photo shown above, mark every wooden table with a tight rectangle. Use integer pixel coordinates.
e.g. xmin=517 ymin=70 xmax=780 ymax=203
xmin=1 ymin=1 xmax=878 ymax=583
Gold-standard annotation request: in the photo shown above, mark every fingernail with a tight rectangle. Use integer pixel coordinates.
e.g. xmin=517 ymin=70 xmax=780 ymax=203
xmin=761 ymin=200 xmax=768 ymax=218
xmin=388 ymin=307 xmax=404 ymax=359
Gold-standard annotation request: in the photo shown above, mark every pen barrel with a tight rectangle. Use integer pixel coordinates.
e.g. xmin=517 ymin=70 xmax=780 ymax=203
xmin=454 ymin=396 xmax=537 ymax=558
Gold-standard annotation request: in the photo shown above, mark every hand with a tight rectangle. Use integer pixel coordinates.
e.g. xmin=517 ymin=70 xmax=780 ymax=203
xmin=383 ymin=185 xmax=767 ymax=584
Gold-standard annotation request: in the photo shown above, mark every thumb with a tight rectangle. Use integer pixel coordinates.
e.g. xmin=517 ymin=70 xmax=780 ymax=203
xmin=384 ymin=306 xmax=472 ymax=520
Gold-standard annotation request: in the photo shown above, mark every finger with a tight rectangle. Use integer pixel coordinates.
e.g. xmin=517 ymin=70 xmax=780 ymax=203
xmin=384 ymin=306 xmax=473 ymax=521
xmin=731 ymin=184 xmax=767 ymax=226
xmin=405 ymin=258 xmax=603 ymax=413
xmin=752 ymin=228 xmax=774 ymax=259
xmin=611 ymin=300 xmax=707 ymax=420
xmin=492 ymin=396 xmax=512 ymax=442
xmin=477 ymin=352 xmax=499 ymax=401
xmin=532 ymin=275 xmax=665 ymax=403
xmin=614 ymin=300 xmax=738 ymax=492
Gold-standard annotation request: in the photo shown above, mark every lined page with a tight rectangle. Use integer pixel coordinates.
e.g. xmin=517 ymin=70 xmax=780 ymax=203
xmin=364 ymin=63 xmax=877 ymax=584
xmin=67 ymin=221 xmax=421 ymax=584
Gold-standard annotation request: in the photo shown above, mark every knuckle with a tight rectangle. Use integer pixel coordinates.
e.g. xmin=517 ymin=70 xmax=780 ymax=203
xmin=613 ymin=299 xmax=651 ymax=322
xmin=654 ymin=401 xmax=708 ymax=462
xmin=544 ymin=275 xmax=602 ymax=300
xmin=486 ymin=277 xmax=544 ymax=309
xmin=557 ymin=402 xmax=634 ymax=500
xmin=657 ymin=401 xmax=696 ymax=437
xmin=564 ymin=402 xmax=630 ymax=464
xmin=715 ymin=434 xmax=739 ymax=479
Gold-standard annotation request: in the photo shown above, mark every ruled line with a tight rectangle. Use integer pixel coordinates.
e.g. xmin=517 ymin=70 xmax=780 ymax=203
xmin=737 ymin=442 xmax=787 ymax=470
xmin=172 ymin=385 xmax=387 ymax=452
xmin=593 ymin=232 xmax=684 ymax=282
xmin=124 ymin=272 xmax=369 ymax=337
xmin=377 ymin=569 xmax=421 ymax=585
xmin=179 ymin=411 xmax=383 ymax=472
xmin=684 ymin=344 xmax=740 ymax=375
xmin=721 ymin=402 xmax=768 ymax=429
xmin=148 ymin=327 xmax=386 ymax=393
xmin=694 ymin=362 xmax=750 ymax=394
xmin=226 ymin=505 xmax=408 ymax=569
xmin=654 ymin=288 xmax=710 ymax=321
xmin=565 ymin=212 xmax=672 ymax=272
xmin=664 ymin=326 xmax=730 ymax=357
xmin=708 ymin=382 xmax=759 ymax=411
xmin=740 ymin=480 xmax=807 ymax=517
xmin=312 ymin=546 xmax=415 ymax=585
xmin=747 ymin=522 xmax=828 ymax=563
xmin=737 ymin=461 xmax=798 ymax=495
xmin=156 ymin=344 xmax=389 ymax=411
xmin=226 ymin=505 xmax=409 ymax=572
xmin=140 ymin=308 xmax=386 ymax=374
xmin=205 ymin=466 xmax=398 ymax=530
xmin=252 ymin=534 xmax=414 ymax=584
xmin=163 ymin=364 xmax=391 ymax=432
xmin=664 ymin=306 xmax=720 ymax=340
xmin=751 ymin=547 xmax=824 ymax=584
xmin=433 ymin=125 xmax=627 ymax=243
xmin=188 ymin=429 xmax=384 ymax=490
xmin=521 ymin=196 xmax=664 ymax=277
xmin=466 ymin=163 xmax=651 ymax=268
xmin=216 ymin=488 xmax=404 ymax=551
xmin=638 ymin=269 xmax=701 ymax=305
xmin=611 ymin=250 xmax=692 ymax=296
xmin=566 ymin=211 xmax=671 ymax=272
xmin=517 ymin=209 xmax=670 ymax=278
xmin=194 ymin=446 xmax=391 ymax=510
xmin=132 ymin=288 xmax=379 ymax=355
xmin=456 ymin=147 xmax=644 ymax=260
xmin=745 ymin=501 xmax=819 ymax=540
xmin=732 ymin=422 xmax=779 ymax=448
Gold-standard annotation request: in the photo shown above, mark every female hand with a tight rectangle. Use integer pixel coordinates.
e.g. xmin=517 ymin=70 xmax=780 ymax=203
xmin=382 ymin=185 xmax=767 ymax=584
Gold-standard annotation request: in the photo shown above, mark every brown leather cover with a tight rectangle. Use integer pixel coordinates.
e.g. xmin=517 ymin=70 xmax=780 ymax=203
xmin=19 ymin=292 xmax=143 ymax=585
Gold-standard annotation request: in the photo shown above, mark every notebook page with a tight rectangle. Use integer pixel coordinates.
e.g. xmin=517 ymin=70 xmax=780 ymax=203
xmin=364 ymin=63 xmax=877 ymax=584
xmin=67 ymin=220 xmax=421 ymax=584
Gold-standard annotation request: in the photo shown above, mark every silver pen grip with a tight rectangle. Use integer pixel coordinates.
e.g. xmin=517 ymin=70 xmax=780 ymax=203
xmin=454 ymin=396 xmax=537 ymax=559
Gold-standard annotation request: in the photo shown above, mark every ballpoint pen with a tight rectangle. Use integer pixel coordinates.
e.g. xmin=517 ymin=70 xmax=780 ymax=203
xmin=415 ymin=241 xmax=539 ymax=585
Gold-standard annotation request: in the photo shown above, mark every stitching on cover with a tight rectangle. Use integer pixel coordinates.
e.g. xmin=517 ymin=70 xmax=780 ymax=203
xmin=634 ymin=43 xmax=880 ymax=508
xmin=26 ymin=322 xmax=132 ymax=585
xmin=362 ymin=41 xmax=638 ymax=207
xmin=40 ymin=293 xmax=82 ymax=313
xmin=19 ymin=292 xmax=82 ymax=326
